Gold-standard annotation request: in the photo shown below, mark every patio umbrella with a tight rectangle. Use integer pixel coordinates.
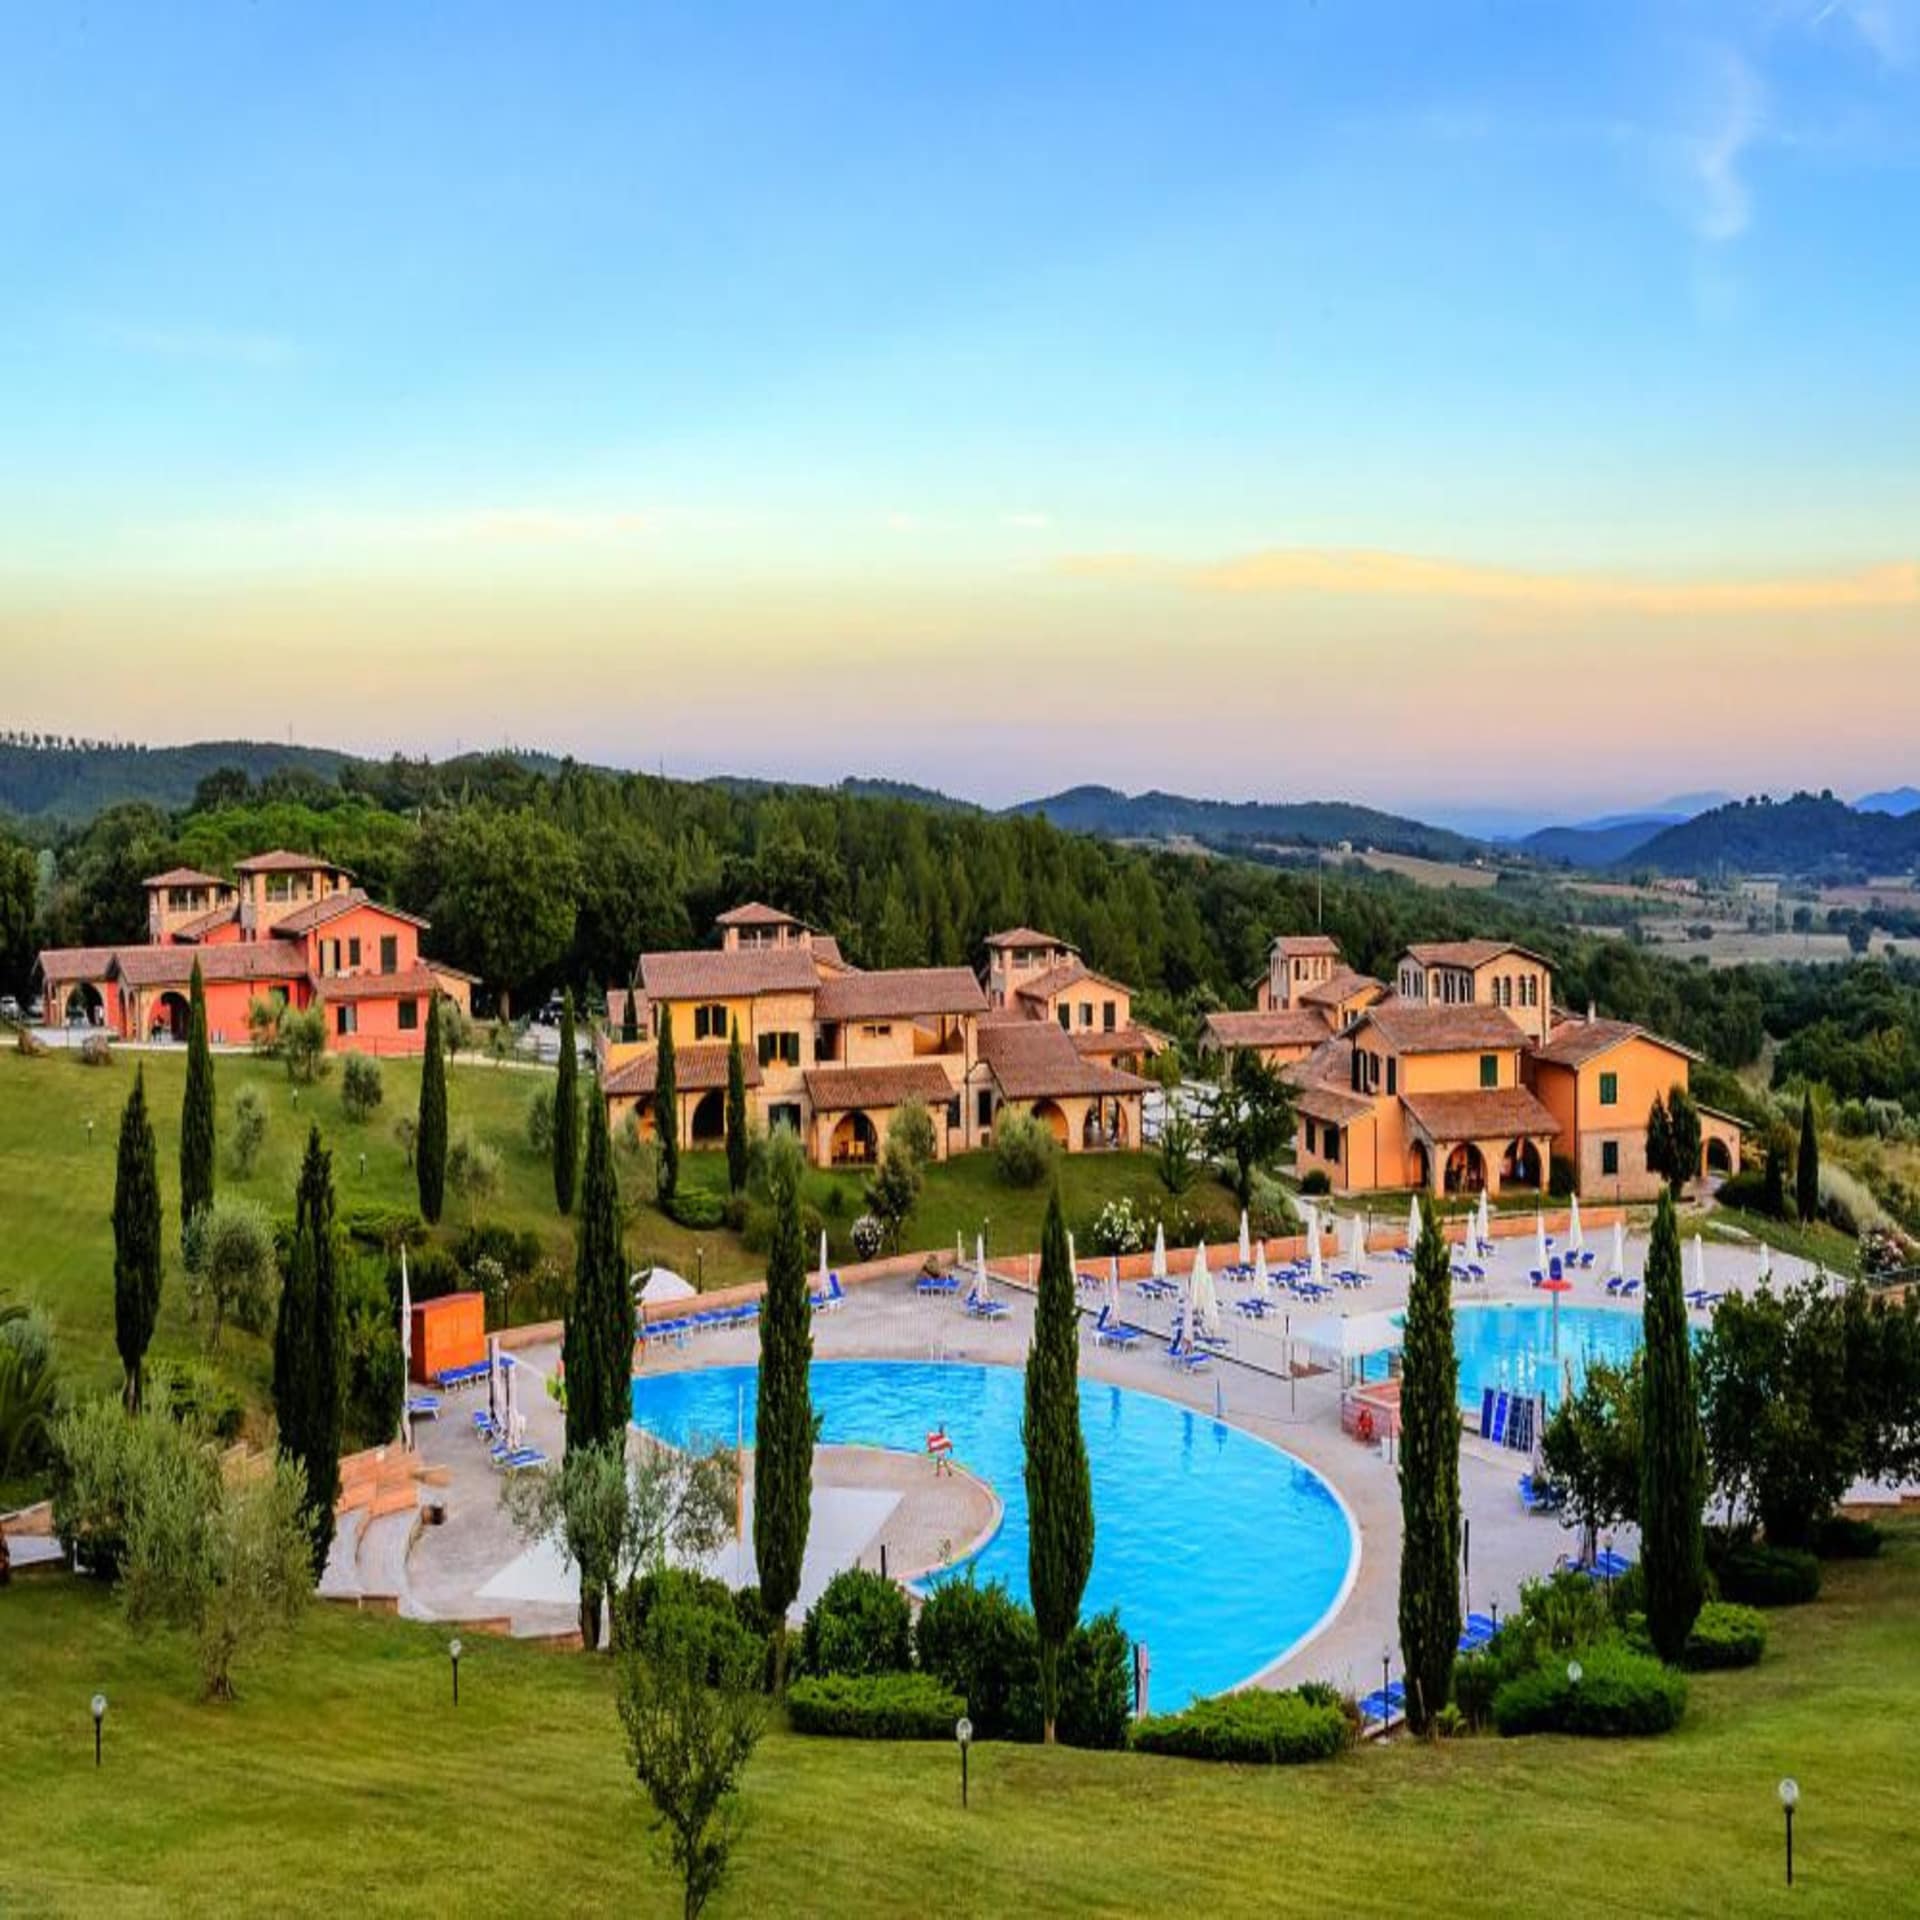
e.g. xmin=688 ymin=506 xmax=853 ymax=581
xmin=1407 ymin=1193 xmax=1422 ymax=1252
xmin=1193 ymin=1244 xmax=1219 ymax=1339
xmin=1068 ymin=1230 xmax=1078 ymax=1280
xmin=1152 ymin=1222 xmax=1167 ymax=1282
xmin=1610 ymin=1220 xmax=1626 ymax=1281
xmin=1179 ymin=1284 xmax=1195 ymax=1352
xmin=1348 ymin=1214 xmax=1366 ymax=1273
xmin=1254 ymin=1242 xmax=1270 ymax=1293
xmin=1691 ymin=1233 xmax=1707 ymax=1296
xmin=1238 ymin=1210 xmax=1252 ymax=1269
xmin=819 ymin=1230 xmax=831 ymax=1292
xmin=1477 ymin=1188 xmax=1491 ymax=1251
xmin=1308 ymin=1226 xmax=1325 ymax=1293
xmin=487 ymin=1333 xmax=501 ymax=1426
xmin=976 ymin=1232 xmax=989 ymax=1296
xmin=398 ymin=1245 xmax=412 ymax=1450
xmin=1569 ymin=1196 xmax=1586 ymax=1259
xmin=1535 ymin=1211 xmax=1550 ymax=1274
xmin=1106 ymin=1255 xmax=1121 ymax=1320
xmin=1757 ymin=1241 xmax=1772 ymax=1285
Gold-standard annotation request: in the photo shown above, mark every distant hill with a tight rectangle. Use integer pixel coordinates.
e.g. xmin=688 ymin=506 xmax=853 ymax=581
xmin=0 ymin=738 xmax=356 ymax=823
xmin=1856 ymin=785 xmax=1920 ymax=818
xmin=1630 ymin=794 xmax=1920 ymax=876
xmin=1009 ymin=785 xmax=1482 ymax=860
xmin=838 ymin=777 xmax=981 ymax=814
xmin=1521 ymin=815 xmax=1685 ymax=868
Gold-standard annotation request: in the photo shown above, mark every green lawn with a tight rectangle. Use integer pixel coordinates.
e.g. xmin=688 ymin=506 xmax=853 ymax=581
xmin=0 ymin=1046 xmax=1229 ymax=1457
xmin=1698 ymin=1203 xmax=1861 ymax=1278
xmin=3 ymin=1522 xmax=1916 ymax=1915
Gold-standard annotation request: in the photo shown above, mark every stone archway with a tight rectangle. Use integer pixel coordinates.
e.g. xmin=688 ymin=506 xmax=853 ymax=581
xmin=829 ymin=1111 xmax=878 ymax=1166
xmin=1033 ymin=1100 xmax=1070 ymax=1147
xmin=64 ymin=982 xmax=103 ymax=1027
xmin=1444 ymin=1142 xmax=1487 ymax=1194
xmin=1706 ymin=1135 xmax=1734 ymax=1175
xmin=1407 ymin=1140 xmax=1432 ymax=1190
xmin=1501 ymin=1137 xmax=1542 ymax=1188
xmin=150 ymin=989 xmax=191 ymax=1043
xmin=689 ymin=1088 xmax=726 ymax=1146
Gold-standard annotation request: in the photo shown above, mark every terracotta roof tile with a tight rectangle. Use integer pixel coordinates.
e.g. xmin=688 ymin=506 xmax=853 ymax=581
xmin=142 ymin=867 xmax=229 ymax=890
xmin=1532 ymin=1017 xmax=1699 ymax=1069
xmin=1202 ymin=1009 xmax=1332 ymax=1050
xmin=35 ymin=944 xmax=124 ymax=979
xmin=715 ymin=901 xmax=801 ymax=927
xmin=1013 ymin=958 xmax=1132 ymax=1005
xmin=1270 ymin=933 xmax=1341 ymax=958
xmin=813 ymin=967 xmax=986 ymax=1022
xmin=1358 ymin=1003 xmax=1528 ymax=1054
xmin=603 ymin=1043 xmax=760 ymax=1098
xmin=984 ymin=926 xmax=1074 ymax=951
xmin=809 ymin=933 xmax=847 ymax=970
xmin=314 ymin=966 xmax=441 ymax=1004
xmin=1401 ymin=1086 xmax=1560 ymax=1142
xmin=638 ymin=946 xmax=821 ymax=999
xmin=171 ymin=903 xmax=240 ymax=942
xmin=233 ymin=849 xmax=353 ymax=875
xmin=1293 ymin=1082 xmax=1377 ymax=1126
xmin=1403 ymin=938 xmax=1552 ymax=971
xmin=802 ymin=1063 xmax=957 ymax=1112
xmin=110 ymin=945 xmax=308 ymax=988
xmin=270 ymin=889 xmax=431 ymax=936
xmin=1071 ymin=1024 xmax=1165 ymax=1058
xmin=1298 ymin=968 xmax=1385 ymax=1009
xmin=978 ymin=1021 xmax=1149 ymax=1100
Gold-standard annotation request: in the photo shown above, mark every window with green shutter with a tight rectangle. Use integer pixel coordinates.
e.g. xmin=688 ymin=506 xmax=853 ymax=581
xmin=1599 ymin=1071 xmax=1618 ymax=1106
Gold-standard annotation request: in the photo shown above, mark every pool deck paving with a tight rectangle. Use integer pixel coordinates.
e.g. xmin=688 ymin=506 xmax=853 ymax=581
xmin=383 ymin=1218 xmax=1817 ymax=1698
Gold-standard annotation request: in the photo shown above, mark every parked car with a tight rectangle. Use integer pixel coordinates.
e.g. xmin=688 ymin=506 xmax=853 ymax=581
xmin=0 ymin=995 xmax=20 ymax=1022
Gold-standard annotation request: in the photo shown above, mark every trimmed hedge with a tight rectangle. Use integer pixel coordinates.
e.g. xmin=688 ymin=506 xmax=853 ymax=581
xmin=1717 ymin=1543 xmax=1822 ymax=1608
xmin=798 ymin=1567 xmax=913 ymax=1679
xmin=666 ymin=1188 xmax=727 ymax=1230
xmin=1132 ymin=1689 xmax=1349 ymax=1765
xmin=1492 ymin=1643 xmax=1687 ymax=1737
xmin=1814 ymin=1515 xmax=1883 ymax=1561
xmin=787 ymin=1672 xmax=964 ymax=1740
xmin=1683 ymin=1602 xmax=1767 ymax=1671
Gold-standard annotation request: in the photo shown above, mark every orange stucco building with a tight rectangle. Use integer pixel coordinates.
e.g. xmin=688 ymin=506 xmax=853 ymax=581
xmin=601 ymin=906 xmax=1149 ymax=1166
xmin=37 ymin=850 xmax=467 ymax=1057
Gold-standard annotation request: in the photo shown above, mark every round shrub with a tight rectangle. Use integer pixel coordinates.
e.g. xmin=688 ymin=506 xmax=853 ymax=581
xmin=1492 ymin=1643 xmax=1687 ymax=1737
xmin=914 ymin=1576 xmax=1038 ymax=1740
xmin=1813 ymin=1515 xmax=1883 ymax=1561
xmin=1717 ymin=1543 xmax=1821 ymax=1608
xmin=798 ymin=1567 xmax=912 ymax=1678
xmin=1298 ymin=1169 xmax=1331 ymax=1197
xmin=666 ymin=1187 xmax=727 ymax=1231
xmin=992 ymin=1110 xmax=1055 ymax=1188
xmin=1683 ymin=1602 xmax=1767 ymax=1671
xmin=1132 ymin=1688 xmax=1349 ymax=1764
xmin=611 ymin=1566 xmax=741 ymax=1653
xmin=787 ymin=1672 xmax=964 ymax=1740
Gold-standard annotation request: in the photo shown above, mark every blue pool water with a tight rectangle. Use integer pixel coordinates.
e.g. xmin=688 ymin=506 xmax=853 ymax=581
xmin=1451 ymin=1303 xmax=1646 ymax=1414
xmin=631 ymin=1359 xmax=1355 ymax=1708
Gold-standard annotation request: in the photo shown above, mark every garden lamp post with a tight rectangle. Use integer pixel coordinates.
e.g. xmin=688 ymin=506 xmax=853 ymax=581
xmin=1779 ymin=1778 xmax=1798 ymax=1886
xmin=86 ymin=1118 xmax=94 ymax=1146
xmin=1567 ymin=1658 xmax=1582 ymax=1725
xmin=449 ymin=1637 xmax=463 ymax=1707
xmin=91 ymin=1693 xmax=106 ymax=1767
xmin=1382 ymin=1644 xmax=1392 ymax=1729
xmin=955 ymin=1717 xmax=973 ymax=1808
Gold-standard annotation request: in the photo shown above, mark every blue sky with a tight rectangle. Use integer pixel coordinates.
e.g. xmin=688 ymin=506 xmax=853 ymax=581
xmin=2 ymin=1 xmax=1916 ymax=813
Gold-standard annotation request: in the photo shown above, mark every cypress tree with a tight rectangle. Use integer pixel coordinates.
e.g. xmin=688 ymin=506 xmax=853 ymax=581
xmin=725 ymin=1019 xmax=749 ymax=1195
xmin=179 ymin=958 xmax=215 ymax=1245
xmin=1023 ymin=1183 xmax=1093 ymax=1743
xmin=621 ymin=987 xmax=639 ymax=1044
xmin=1639 ymin=1187 xmax=1706 ymax=1663
xmin=564 ymin=1085 xmax=631 ymax=1455
xmin=754 ymin=1137 xmax=814 ymax=1691
xmin=1796 ymin=1091 xmax=1819 ymax=1225
xmin=274 ymin=1125 xmax=343 ymax=1578
xmin=1397 ymin=1195 xmax=1461 ymax=1733
xmin=112 ymin=1067 xmax=164 ymax=1414
xmin=417 ymin=994 xmax=448 ymax=1223
xmin=655 ymin=1013 xmax=680 ymax=1202
xmin=552 ymin=988 xmax=579 ymax=1214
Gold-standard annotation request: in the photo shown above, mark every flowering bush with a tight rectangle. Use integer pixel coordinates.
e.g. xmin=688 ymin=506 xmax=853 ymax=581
xmin=850 ymin=1213 xmax=885 ymax=1261
xmin=1085 ymin=1197 xmax=1146 ymax=1257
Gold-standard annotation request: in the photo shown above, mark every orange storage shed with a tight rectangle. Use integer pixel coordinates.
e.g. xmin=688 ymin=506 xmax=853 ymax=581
xmin=410 ymin=1291 xmax=487 ymax=1384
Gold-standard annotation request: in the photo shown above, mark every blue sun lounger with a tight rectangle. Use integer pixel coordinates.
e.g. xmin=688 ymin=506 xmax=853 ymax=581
xmin=404 ymin=1393 xmax=440 ymax=1420
xmin=1164 ymin=1332 xmax=1210 ymax=1372
xmin=493 ymin=1447 xmax=547 ymax=1473
xmin=1091 ymin=1304 xmax=1141 ymax=1350
xmin=964 ymin=1288 xmax=1010 ymax=1321
xmin=1518 ymin=1473 xmax=1562 ymax=1513
xmin=916 ymin=1270 xmax=961 ymax=1296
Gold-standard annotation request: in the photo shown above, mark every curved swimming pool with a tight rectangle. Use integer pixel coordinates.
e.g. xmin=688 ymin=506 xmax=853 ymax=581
xmin=1452 ymin=1302 xmax=1647 ymax=1414
xmin=631 ymin=1359 xmax=1356 ymax=1708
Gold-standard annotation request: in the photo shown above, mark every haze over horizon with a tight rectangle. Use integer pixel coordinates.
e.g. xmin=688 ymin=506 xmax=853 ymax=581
xmin=4 ymin=1 xmax=1917 ymax=812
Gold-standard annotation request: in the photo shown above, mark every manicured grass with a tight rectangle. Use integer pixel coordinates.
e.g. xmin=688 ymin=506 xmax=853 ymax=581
xmin=0 ymin=1045 xmax=1228 ymax=1453
xmin=1699 ymin=1203 xmax=1861 ymax=1278
xmin=3 ymin=1522 xmax=1916 ymax=1914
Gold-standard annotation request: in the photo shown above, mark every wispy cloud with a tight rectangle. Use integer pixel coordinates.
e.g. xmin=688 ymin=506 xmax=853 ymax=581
xmin=95 ymin=320 xmax=298 ymax=368
xmin=1002 ymin=510 xmax=1051 ymax=530
xmin=1810 ymin=0 xmax=1916 ymax=68
xmin=1060 ymin=546 xmax=1920 ymax=617
xmin=1686 ymin=48 xmax=1763 ymax=242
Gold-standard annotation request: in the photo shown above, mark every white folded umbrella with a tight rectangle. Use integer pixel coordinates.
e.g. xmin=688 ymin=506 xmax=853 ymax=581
xmin=1192 ymin=1243 xmax=1219 ymax=1338
xmin=1348 ymin=1214 xmax=1366 ymax=1271
xmin=1254 ymin=1242 xmax=1270 ymax=1292
xmin=1569 ymin=1196 xmax=1585 ymax=1257
xmin=1238 ymin=1210 xmax=1251 ymax=1268
xmin=1610 ymin=1220 xmax=1626 ymax=1280
xmin=1068 ymin=1230 xmax=1078 ymax=1278
xmin=1691 ymin=1233 xmax=1707 ymax=1294
xmin=1476 ymin=1188 xmax=1491 ymax=1249
xmin=1757 ymin=1241 xmax=1772 ymax=1285
xmin=1407 ymin=1192 xmax=1422 ymax=1251
xmin=1152 ymin=1221 xmax=1167 ymax=1282
xmin=1535 ymin=1211 xmax=1549 ymax=1272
